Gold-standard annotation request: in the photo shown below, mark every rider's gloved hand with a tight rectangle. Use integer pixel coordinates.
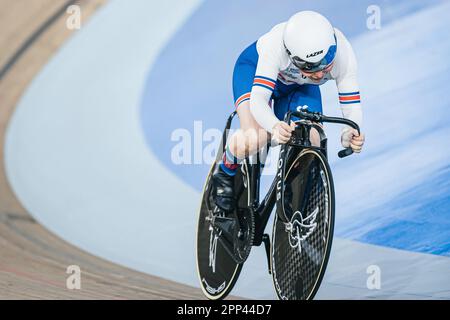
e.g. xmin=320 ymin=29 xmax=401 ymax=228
xmin=341 ymin=128 xmax=365 ymax=153
xmin=272 ymin=121 xmax=296 ymax=145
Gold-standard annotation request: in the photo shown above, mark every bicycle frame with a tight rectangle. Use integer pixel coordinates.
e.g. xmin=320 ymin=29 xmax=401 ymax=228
xmin=220 ymin=109 xmax=359 ymax=248
xmin=220 ymin=115 xmax=320 ymax=249
xmin=197 ymin=108 xmax=360 ymax=297
xmin=251 ymin=126 xmax=328 ymax=246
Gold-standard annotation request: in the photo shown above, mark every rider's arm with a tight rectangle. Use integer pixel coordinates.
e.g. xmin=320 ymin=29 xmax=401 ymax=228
xmin=249 ymin=56 xmax=280 ymax=134
xmin=338 ymin=79 xmax=363 ymax=129
xmin=334 ymin=29 xmax=363 ymax=130
xmin=249 ymin=25 xmax=285 ymax=134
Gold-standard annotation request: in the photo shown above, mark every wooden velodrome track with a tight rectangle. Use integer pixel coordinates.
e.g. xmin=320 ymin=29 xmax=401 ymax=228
xmin=0 ymin=0 xmax=209 ymax=299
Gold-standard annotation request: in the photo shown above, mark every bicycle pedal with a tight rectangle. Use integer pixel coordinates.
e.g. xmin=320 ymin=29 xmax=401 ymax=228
xmin=262 ymin=234 xmax=272 ymax=275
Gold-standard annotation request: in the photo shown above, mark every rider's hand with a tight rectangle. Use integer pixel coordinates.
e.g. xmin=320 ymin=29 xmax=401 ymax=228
xmin=341 ymin=128 xmax=365 ymax=153
xmin=272 ymin=121 xmax=296 ymax=145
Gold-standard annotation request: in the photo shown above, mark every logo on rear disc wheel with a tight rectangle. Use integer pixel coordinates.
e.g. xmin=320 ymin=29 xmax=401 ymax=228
xmin=202 ymin=278 xmax=226 ymax=295
xmin=286 ymin=208 xmax=319 ymax=253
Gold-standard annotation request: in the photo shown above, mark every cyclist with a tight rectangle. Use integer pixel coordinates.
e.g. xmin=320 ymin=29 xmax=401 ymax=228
xmin=213 ymin=11 xmax=365 ymax=212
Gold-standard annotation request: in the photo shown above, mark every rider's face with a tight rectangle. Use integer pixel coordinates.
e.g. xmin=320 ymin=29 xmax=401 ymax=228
xmin=301 ymin=63 xmax=334 ymax=83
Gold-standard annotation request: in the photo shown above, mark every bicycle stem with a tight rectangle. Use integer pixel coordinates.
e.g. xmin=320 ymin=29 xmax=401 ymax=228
xmin=285 ymin=110 xmax=360 ymax=158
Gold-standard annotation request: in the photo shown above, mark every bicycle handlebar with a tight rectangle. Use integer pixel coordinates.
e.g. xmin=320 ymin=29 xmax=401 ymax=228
xmin=286 ymin=109 xmax=361 ymax=158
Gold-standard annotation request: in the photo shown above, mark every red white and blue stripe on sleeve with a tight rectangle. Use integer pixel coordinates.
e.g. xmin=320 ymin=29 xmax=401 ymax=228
xmin=253 ymin=75 xmax=276 ymax=92
xmin=338 ymin=91 xmax=361 ymax=104
xmin=234 ymin=76 xmax=277 ymax=108
xmin=235 ymin=93 xmax=251 ymax=108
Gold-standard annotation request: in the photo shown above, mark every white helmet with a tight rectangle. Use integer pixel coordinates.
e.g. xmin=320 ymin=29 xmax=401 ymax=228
xmin=283 ymin=11 xmax=337 ymax=72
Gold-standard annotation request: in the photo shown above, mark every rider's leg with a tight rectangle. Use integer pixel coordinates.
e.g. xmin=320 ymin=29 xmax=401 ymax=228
xmin=295 ymin=85 xmax=322 ymax=147
xmin=213 ymin=41 xmax=268 ymax=212
xmin=224 ymin=42 xmax=267 ymax=168
xmin=213 ymin=100 xmax=269 ymax=212
xmin=229 ymin=101 xmax=269 ymax=160
xmin=274 ymin=84 xmax=323 ymax=147
xmin=310 ymin=124 xmax=323 ymax=147
xmin=272 ymin=84 xmax=322 ymax=219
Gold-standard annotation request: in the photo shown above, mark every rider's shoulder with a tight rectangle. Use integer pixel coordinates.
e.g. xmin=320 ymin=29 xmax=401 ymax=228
xmin=334 ymin=28 xmax=353 ymax=52
xmin=260 ymin=22 xmax=286 ymax=41
xmin=331 ymin=28 xmax=358 ymax=78
xmin=335 ymin=28 xmax=357 ymax=57
xmin=256 ymin=22 xmax=287 ymax=62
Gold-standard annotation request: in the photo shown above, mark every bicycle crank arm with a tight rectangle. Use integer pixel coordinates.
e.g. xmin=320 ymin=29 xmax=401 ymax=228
xmin=262 ymin=234 xmax=271 ymax=275
xmin=213 ymin=216 xmax=236 ymax=243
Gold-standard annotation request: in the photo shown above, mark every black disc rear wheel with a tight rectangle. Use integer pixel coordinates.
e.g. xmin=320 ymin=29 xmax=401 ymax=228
xmin=271 ymin=149 xmax=335 ymax=300
xmin=196 ymin=162 xmax=253 ymax=300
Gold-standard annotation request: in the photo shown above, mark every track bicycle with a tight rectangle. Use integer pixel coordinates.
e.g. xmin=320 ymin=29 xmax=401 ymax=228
xmin=196 ymin=108 xmax=359 ymax=300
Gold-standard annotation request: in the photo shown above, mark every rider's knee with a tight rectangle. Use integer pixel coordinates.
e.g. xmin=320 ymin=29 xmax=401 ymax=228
xmin=244 ymin=129 xmax=259 ymax=153
xmin=230 ymin=130 xmax=248 ymax=158
xmin=230 ymin=127 xmax=268 ymax=158
xmin=310 ymin=127 xmax=321 ymax=147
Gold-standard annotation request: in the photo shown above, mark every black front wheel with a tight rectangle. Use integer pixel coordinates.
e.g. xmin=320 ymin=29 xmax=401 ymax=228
xmin=271 ymin=149 xmax=335 ymax=300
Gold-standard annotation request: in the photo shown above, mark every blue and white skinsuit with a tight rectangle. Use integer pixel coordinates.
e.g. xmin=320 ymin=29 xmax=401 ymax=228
xmin=232 ymin=22 xmax=363 ymax=133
